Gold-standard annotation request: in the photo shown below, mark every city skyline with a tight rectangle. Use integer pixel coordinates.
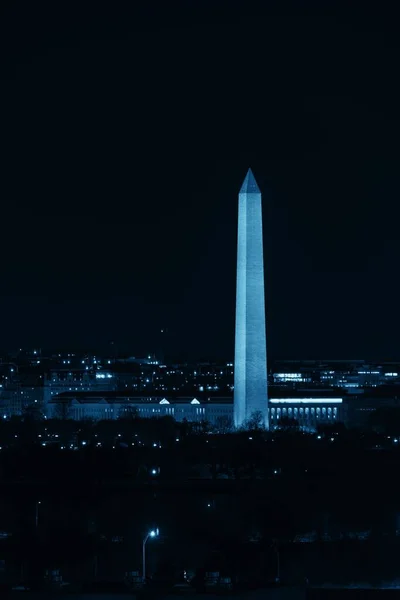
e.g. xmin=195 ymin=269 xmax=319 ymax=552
xmin=2 ymin=4 xmax=400 ymax=360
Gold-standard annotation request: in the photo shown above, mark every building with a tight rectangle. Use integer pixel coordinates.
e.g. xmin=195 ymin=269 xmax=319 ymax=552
xmin=269 ymin=397 xmax=345 ymax=430
xmin=270 ymin=359 xmax=400 ymax=390
xmin=48 ymin=391 xmax=233 ymax=427
xmin=48 ymin=388 xmax=347 ymax=431
xmin=343 ymin=385 xmax=400 ymax=430
xmin=234 ymin=169 xmax=269 ymax=429
xmin=0 ymin=387 xmax=21 ymax=417
xmin=44 ymin=368 xmax=117 ymax=403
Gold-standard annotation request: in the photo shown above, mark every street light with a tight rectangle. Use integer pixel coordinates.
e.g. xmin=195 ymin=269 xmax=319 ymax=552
xmin=35 ymin=501 xmax=41 ymax=529
xmin=272 ymin=540 xmax=280 ymax=583
xmin=142 ymin=528 xmax=159 ymax=581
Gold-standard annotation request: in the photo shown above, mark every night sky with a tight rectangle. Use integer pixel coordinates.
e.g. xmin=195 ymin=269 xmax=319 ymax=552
xmin=1 ymin=2 xmax=400 ymax=360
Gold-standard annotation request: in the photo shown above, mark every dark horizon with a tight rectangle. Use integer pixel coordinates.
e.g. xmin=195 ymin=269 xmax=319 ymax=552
xmin=2 ymin=2 xmax=400 ymax=360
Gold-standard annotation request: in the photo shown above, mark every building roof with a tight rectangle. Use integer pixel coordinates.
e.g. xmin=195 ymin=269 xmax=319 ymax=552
xmin=49 ymin=390 xmax=233 ymax=405
xmin=268 ymin=386 xmax=345 ymax=398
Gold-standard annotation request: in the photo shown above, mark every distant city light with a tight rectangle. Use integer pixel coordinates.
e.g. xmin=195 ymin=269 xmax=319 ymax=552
xmin=358 ymin=371 xmax=380 ymax=375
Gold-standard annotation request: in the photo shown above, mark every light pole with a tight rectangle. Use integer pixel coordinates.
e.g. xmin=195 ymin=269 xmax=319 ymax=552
xmin=35 ymin=501 xmax=41 ymax=529
xmin=274 ymin=542 xmax=280 ymax=583
xmin=142 ymin=528 xmax=159 ymax=582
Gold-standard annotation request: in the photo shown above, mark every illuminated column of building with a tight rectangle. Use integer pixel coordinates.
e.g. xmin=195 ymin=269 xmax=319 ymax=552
xmin=234 ymin=168 xmax=269 ymax=429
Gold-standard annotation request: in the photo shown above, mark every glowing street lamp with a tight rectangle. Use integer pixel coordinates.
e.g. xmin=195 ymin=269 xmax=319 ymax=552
xmin=35 ymin=501 xmax=41 ymax=529
xmin=142 ymin=528 xmax=159 ymax=581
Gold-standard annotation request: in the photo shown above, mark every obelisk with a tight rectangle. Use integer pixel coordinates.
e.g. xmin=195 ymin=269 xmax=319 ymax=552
xmin=233 ymin=168 xmax=269 ymax=429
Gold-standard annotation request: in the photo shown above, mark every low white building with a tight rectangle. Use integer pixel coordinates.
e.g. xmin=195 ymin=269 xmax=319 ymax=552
xmin=48 ymin=392 xmax=233 ymax=427
xmin=269 ymin=397 xmax=344 ymax=429
xmin=48 ymin=390 xmax=346 ymax=429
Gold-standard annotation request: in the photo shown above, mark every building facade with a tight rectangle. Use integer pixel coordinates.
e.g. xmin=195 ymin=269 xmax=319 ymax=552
xmin=48 ymin=390 xmax=347 ymax=431
xmin=269 ymin=398 xmax=344 ymax=429
xmin=48 ymin=392 xmax=233 ymax=427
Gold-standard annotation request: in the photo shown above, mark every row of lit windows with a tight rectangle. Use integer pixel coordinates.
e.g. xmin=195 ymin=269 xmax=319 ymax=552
xmin=270 ymin=406 xmax=338 ymax=419
xmin=50 ymin=387 xmax=95 ymax=394
xmin=58 ymin=403 xmax=231 ymax=422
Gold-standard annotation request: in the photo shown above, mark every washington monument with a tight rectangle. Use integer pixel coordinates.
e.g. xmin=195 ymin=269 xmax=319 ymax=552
xmin=234 ymin=169 xmax=269 ymax=429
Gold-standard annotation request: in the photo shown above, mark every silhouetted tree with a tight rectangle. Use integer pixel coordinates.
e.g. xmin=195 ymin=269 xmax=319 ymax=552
xmin=368 ymin=407 xmax=400 ymax=435
xmin=316 ymin=422 xmax=346 ymax=437
xmin=76 ymin=418 xmax=94 ymax=446
xmin=277 ymin=416 xmax=299 ymax=431
xmin=214 ymin=415 xmax=233 ymax=434
xmin=53 ymin=399 xmax=72 ymax=420
xmin=118 ymin=403 xmax=138 ymax=421
xmin=22 ymin=403 xmax=43 ymax=421
xmin=244 ymin=410 xmax=265 ymax=431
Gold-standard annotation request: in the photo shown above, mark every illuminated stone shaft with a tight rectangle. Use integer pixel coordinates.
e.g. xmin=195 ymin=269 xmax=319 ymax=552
xmin=234 ymin=169 xmax=269 ymax=429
